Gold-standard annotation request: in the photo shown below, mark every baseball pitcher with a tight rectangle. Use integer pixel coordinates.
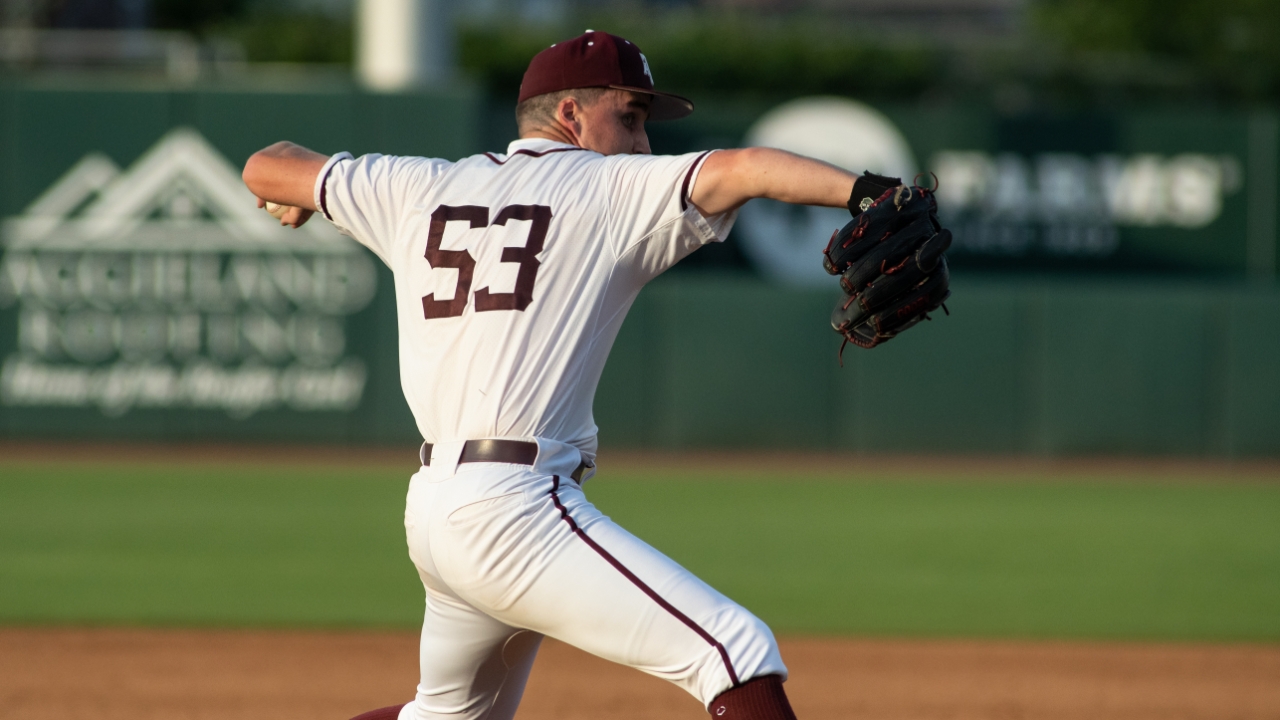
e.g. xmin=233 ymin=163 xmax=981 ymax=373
xmin=243 ymin=30 xmax=949 ymax=720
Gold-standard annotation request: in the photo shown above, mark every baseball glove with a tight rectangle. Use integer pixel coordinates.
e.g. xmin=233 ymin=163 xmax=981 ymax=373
xmin=823 ymin=171 xmax=952 ymax=358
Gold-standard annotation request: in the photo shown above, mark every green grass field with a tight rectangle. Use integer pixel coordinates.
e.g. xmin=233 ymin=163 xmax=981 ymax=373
xmin=1 ymin=459 xmax=1277 ymax=641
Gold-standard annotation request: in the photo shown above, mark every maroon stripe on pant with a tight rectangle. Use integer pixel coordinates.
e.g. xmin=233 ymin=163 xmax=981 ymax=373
xmin=548 ymin=476 xmax=741 ymax=687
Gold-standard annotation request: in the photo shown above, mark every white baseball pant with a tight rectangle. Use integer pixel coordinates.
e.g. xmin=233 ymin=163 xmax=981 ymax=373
xmin=398 ymin=443 xmax=787 ymax=720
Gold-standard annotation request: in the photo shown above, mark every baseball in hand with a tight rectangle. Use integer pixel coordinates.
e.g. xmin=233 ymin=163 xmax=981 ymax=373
xmin=264 ymin=201 xmax=288 ymax=220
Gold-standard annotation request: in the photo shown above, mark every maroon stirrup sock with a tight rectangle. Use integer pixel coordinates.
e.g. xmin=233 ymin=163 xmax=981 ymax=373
xmin=349 ymin=703 xmax=409 ymax=720
xmin=707 ymin=674 xmax=798 ymax=720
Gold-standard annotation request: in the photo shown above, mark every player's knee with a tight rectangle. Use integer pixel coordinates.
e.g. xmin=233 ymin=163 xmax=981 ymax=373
xmin=695 ymin=605 xmax=787 ymax=706
xmin=731 ymin=610 xmax=785 ymax=679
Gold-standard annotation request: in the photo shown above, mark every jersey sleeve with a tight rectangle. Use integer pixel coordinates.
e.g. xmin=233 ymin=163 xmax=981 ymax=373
xmin=604 ymin=150 xmax=739 ymax=280
xmin=314 ymin=151 xmax=451 ymax=265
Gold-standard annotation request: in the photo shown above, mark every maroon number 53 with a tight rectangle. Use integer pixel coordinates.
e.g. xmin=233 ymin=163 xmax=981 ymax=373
xmin=421 ymin=204 xmax=552 ymax=319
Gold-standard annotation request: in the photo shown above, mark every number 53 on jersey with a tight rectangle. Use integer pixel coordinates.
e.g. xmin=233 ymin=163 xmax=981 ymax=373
xmin=422 ymin=204 xmax=552 ymax=320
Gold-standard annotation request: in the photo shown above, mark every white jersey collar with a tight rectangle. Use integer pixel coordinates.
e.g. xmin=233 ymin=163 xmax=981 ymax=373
xmin=504 ymin=138 xmax=582 ymax=155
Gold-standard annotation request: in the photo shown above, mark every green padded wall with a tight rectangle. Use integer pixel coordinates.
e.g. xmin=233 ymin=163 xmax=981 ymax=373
xmin=596 ymin=277 xmax=1280 ymax=457
xmin=0 ymin=82 xmax=1277 ymax=456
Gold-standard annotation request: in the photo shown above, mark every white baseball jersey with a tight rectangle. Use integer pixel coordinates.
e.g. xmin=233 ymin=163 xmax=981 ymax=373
xmin=314 ymin=138 xmax=737 ymax=469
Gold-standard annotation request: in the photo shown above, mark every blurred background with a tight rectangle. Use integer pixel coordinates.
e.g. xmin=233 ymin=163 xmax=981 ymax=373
xmin=0 ymin=0 xmax=1277 ymax=455
xmin=0 ymin=7 xmax=1277 ymax=715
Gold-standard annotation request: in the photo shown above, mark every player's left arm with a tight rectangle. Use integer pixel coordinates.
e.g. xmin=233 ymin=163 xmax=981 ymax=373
xmin=242 ymin=141 xmax=330 ymax=228
xmin=689 ymin=147 xmax=856 ymax=217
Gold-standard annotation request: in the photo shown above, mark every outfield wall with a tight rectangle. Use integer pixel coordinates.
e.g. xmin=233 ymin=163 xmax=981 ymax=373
xmin=0 ymin=82 xmax=1277 ymax=456
xmin=597 ymin=277 xmax=1280 ymax=457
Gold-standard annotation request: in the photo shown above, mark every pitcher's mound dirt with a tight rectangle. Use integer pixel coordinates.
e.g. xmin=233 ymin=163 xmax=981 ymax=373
xmin=1 ymin=627 xmax=1277 ymax=720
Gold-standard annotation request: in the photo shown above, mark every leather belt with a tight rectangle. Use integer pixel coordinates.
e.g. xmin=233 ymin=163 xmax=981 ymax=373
xmin=420 ymin=439 xmax=593 ymax=482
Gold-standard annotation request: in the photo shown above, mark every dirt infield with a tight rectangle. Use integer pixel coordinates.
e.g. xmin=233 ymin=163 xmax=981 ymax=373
xmin=2 ymin=628 xmax=1278 ymax=720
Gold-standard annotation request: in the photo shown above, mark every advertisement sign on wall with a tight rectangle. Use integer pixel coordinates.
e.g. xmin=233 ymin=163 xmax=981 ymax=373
xmin=734 ymin=98 xmax=1268 ymax=285
xmin=0 ymin=129 xmax=378 ymax=420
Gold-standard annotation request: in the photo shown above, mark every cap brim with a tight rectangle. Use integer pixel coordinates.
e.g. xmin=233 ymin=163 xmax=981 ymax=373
xmin=609 ymin=85 xmax=694 ymax=122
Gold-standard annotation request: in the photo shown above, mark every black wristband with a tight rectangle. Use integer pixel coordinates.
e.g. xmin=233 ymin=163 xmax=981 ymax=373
xmin=847 ymin=171 xmax=903 ymax=217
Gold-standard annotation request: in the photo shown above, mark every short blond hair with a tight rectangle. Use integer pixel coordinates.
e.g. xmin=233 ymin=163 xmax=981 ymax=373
xmin=515 ymin=87 xmax=609 ymax=135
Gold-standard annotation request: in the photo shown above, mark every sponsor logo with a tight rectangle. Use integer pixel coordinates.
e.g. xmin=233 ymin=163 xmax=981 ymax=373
xmin=0 ymin=128 xmax=378 ymax=417
xmin=737 ymin=97 xmax=917 ymax=287
xmin=932 ymin=151 xmax=1242 ymax=257
xmin=736 ymin=97 xmax=1247 ymax=286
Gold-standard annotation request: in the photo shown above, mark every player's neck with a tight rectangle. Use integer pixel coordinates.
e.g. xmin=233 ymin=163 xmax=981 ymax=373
xmin=519 ymin=125 xmax=581 ymax=148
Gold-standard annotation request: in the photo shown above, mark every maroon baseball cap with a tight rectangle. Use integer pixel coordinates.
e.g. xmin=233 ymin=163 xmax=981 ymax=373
xmin=518 ymin=31 xmax=694 ymax=121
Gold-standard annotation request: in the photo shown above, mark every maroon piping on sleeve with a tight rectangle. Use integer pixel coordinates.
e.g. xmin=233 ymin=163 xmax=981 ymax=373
xmin=680 ymin=151 xmax=713 ymax=212
xmin=484 ymin=147 xmax=587 ymax=165
xmin=318 ymin=160 xmax=339 ymax=221
xmin=548 ymin=476 xmax=741 ymax=687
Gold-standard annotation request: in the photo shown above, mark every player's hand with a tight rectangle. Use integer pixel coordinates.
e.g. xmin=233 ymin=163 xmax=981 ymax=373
xmin=257 ymin=196 xmax=314 ymax=228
